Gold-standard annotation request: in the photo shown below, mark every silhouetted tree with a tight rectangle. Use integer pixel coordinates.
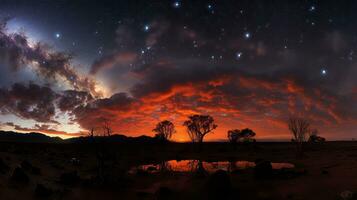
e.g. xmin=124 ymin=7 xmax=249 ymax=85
xmin=308 ymin=129 xmax=326 ymax=143
xmin=228 ymin=128 xmax=256 ymax=144
xmin=152 ymin=120 xmax=176 ymax=141
xmin=183 ymin=115 xmax=217 ymax=143
xmin=102 ymin=120 xmax=112 ymax=136
xmin=240 ymin=128 xmax=256 ymax=142
xmin=288 ymin=117 xmax=310 ymax=157
xmin=88 ymin=128 xmax=95 ymax=137
xmin=227 ymin=129 xmax=240 ymax=144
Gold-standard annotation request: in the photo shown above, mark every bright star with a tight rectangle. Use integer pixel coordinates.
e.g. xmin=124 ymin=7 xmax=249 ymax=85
xmin=144 ymin=25 xmax=150 ymax=32
xmin=244 ymin=32 xmax=251 ymax=39
xmin=321 ymin=69 xmax=327 ymax=75
xmin=55 ymin=33 xmax=61 ymax=39
xmin=173 ymin=1 xmax=180 ymax=8
xmin=309 ymin=5 xmax=316 ymax=11
xmin=236 ymin=52 xmax=243 ymax=59
xmin=208 ymin=4 xmax=212 ymax=9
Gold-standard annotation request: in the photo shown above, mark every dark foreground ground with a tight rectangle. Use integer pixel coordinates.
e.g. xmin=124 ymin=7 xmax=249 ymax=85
xmin=0 ymin=141 xmax=357 ymax=200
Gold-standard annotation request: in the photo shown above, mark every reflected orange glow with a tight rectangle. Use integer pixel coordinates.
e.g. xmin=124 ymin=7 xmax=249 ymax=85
xmin=129 ymin=160 xmax=295 ymax=174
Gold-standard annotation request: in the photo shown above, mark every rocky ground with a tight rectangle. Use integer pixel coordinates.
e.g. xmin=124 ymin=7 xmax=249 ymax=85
xmin=0 ymin=141 xmax=356 ymax=199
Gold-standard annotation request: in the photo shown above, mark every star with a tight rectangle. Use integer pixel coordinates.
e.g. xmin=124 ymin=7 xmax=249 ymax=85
xmin=244 ymin=32 xmax=251 ymax=39
xmin=236 ymin=52 xmax=243 ymax=59
xmin=144 ymin=25 xmax=150 ymax=32
xmin=321 ymin=69 xmax=327 ymax=75
xmin=173 ymin=1 xmax=180 ymax=8
xmin=309 ymin=5 xmax=316 ymax=12
xmin=55 ymin=33 xmax=61 ymax=39
xmin=207 ymin=4 xmax=214 ymax=13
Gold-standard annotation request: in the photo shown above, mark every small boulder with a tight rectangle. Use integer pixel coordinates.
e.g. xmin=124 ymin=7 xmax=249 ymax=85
xmin=60 ymin=171 xmax=80 ymax=185
xmin=205 ymin=170 xmax=232 ymax=200
xmin=21 ymin=160 xmax=41 ymax=175
xmin=340 ymin=190 xmax=355 ymax=200
xmin=70 ymin=157 xmax=80 ymax=166
xmin=35 ymin=183 xmax=53 ymax=198
xmin=254 ymin=160 xmax=272 ymax=179
xmin=155 ymin=186 xmax=173 ymax=200
xmin=0 ymin=158 xmax=9 ymax=173
xmin=11 ymin=167 xmax=29 ymax=183
xmin=321 ymin=169 xmax=329 ymax=175
xmin=21 ymin=160 xmax=33 ymax=170
xmin=31 ymin=166 xmax=41 ymax=175
xmin=147 ymin=166 xmax=157 ymax=172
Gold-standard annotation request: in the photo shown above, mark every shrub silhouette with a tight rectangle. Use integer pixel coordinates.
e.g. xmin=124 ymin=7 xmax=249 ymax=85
xmin=228 ymin=128 xmax=256 ymax=144
xmin=240 ymin=128 xmax=256 ymax=142
xmin=308 ymin=129 xmax=326 ymax=143
xmin=152 ymin=120 xmax=176 ymax=141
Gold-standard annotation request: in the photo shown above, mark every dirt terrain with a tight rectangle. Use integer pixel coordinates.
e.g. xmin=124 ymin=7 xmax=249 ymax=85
xmin=0 ymin=141 xmax=356 ymax=200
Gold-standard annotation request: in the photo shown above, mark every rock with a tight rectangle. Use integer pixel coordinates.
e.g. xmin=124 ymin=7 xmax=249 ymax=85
xmin=205 ymin=170 xmax=232 ymax=200
xmin=321 ymin=169 xmax=329 ymax=175
xmin=136 ymin=191 xmax=151 ymax=198
xmin=21 ymin=160 xmax=41 ymax=175
xmin=60 ymin=171 xmax=80 ymax=185
xmin=340 ymin=190 xmax=355 ymax=200
xmin=21 ymin=160 xmax=33 ymax=170
xmin=70 ymin=157 xmax=80 ymax=166
xmin=155 ymin=186 xmax=173 ymax=200
xmin=147 ymin=166 xmax=157 ymax=172
xmin=31 ymin=166 xmax=42 ymax=175
xmin=136 ymin=169 xmax=149 ymax=176
xmin=11 ymin=167 xmax=29 ymax=183
xmin=254 ymin=160 xmax=272 ymax=179
xmin=35 ymin=184 xmax=53 ymax=198
xmin=0 ymin=158 xmax=9 ymax=173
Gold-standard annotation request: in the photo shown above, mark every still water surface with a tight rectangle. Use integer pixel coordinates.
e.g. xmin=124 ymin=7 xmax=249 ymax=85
xmin=130 ymin=160 xmax=294 ymax=174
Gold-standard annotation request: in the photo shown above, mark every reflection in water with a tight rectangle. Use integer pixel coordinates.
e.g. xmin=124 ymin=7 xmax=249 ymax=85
xmin=129 ymin=160 xmax=294 ymax=174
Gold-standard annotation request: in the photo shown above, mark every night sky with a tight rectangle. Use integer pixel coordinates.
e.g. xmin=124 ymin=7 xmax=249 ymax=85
xmin=0 ymin=0 xmax=356 ymax=141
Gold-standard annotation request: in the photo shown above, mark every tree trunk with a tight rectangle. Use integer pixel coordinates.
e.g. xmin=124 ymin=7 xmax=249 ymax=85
xmin=198 ymin=136 xmax=204 ymax=151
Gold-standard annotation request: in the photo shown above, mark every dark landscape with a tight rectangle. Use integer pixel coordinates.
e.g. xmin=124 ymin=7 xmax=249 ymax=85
xmin=0 ymin=131 xmax=356 ymax=200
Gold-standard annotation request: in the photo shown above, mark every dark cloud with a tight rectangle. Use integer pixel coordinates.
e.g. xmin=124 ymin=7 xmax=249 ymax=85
xmin=0 ymin=82 xmax=58 ymax=123
xmin=72 ymin=92 xmax=135 ymax=130
xmin=58 ymin=90 xmax=93 ymax=112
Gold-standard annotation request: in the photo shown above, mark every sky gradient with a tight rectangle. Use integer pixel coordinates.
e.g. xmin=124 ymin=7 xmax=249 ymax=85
xmin=0 ymin=0 xmax=356 ymax=141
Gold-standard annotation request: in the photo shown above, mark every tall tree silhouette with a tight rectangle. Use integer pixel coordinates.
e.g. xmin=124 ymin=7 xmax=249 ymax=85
xmin=102 ymin=120 xmax=112 ymax=136
xmin=288 ymin=117 xmax=310 ymax=157
xmin=152 ymin=120 xmax=176 ymax=141
xmin=183 ymin=115 xmax=217 ymax=143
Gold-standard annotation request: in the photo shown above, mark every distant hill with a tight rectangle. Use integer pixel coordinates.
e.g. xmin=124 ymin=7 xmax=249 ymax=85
xmin=0 ymin=131 xmax=159 ymax=143
xmin=65 ymin=134 xmax=159 ymax=143
xmin=0 ymin=131 xmax=63 ymax=143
